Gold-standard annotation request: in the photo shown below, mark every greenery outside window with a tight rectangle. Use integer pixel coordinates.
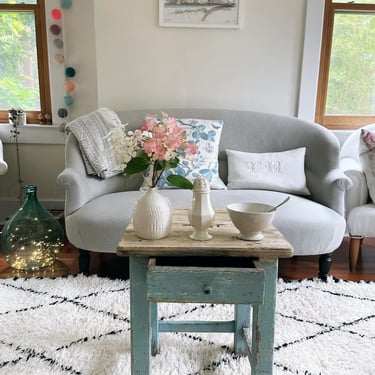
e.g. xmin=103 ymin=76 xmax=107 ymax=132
xmin=316 ymin=0 xmax=375 ymax=130
xmin=0 ymin=0 xmax=51 ymax=125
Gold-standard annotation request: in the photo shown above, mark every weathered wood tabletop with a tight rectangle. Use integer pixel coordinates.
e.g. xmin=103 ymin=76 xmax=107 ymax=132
xmin=117 ymin=208 xmax=293 ymax=258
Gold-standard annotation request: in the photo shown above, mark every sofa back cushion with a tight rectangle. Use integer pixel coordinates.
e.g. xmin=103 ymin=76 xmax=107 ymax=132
xmin=116 ymin=108 xmax=341 ymax=192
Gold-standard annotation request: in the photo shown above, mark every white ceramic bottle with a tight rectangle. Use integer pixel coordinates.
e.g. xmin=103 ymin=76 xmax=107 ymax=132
xmin=189 ymin=176 xmax=215 ymax=240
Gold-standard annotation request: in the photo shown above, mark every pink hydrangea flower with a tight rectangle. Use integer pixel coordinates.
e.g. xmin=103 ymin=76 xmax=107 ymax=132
xmin=108 ymin=113 xmax=197 ymax=188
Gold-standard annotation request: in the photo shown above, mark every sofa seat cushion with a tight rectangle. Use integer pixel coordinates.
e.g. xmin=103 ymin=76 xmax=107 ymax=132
xmin=65 ymin=189 xmax=346 ymax=257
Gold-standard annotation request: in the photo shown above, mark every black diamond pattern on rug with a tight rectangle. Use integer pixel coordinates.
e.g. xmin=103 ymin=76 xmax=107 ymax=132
xmin=0 ymin=275 xmax=374 ymax=374
xmin=274 ymin=279 xmax=375 ymax=375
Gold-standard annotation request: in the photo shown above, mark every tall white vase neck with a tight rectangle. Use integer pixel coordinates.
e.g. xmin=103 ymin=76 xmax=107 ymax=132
xmin=189 ymin=176 xmax=215 ymax=241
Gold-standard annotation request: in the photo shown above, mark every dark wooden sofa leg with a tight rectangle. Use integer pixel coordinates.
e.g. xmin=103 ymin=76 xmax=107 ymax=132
xmin=318 ymin=253 xmax=332 ymax=281
xmin=79 ymin=249 xmax=91 ymax=275
xmin=349 ymin=236 xmax=363 ymax=272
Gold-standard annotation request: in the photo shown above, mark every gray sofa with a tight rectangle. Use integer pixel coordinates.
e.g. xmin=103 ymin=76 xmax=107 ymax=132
xmin=57 ymin=108 xmax=351 ymax=280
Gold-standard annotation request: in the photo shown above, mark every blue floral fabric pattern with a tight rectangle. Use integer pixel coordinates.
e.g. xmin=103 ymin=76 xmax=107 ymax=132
xmin=142 ymin=118 xmax=226 ymax=190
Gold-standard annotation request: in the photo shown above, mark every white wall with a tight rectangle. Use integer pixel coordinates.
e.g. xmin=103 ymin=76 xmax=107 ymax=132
xmin=0 ymin=0 xmax=308 ymax=213
xmin=95 ymin=0 xmax=306 ymax=115
xmin=43 ymin=0 xmax=99 ymax=123
xmin=298 ymin=0 xmax=324 ymax=122
xmin=59 ymin=0 xmax=98 ymax=120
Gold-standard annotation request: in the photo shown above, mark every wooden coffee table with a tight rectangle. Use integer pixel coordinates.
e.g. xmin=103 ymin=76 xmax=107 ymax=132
xmin=117 ymin=208 xmax=293 ymax=375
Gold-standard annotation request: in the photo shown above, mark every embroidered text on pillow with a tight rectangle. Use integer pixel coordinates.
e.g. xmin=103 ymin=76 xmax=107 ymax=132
xmin=245 ymin=160 xmax=285 ymax=175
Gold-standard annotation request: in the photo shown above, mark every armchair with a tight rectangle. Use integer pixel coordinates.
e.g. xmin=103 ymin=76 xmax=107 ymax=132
xmin=0 ymin=139 xmax=8 ymax=175
xmin=340 ymin=124 xmax=375 ymax=271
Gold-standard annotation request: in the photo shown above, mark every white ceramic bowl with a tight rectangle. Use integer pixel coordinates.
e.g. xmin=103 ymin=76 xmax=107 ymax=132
xmin=226 ymin=202 xmax=276 ymax=241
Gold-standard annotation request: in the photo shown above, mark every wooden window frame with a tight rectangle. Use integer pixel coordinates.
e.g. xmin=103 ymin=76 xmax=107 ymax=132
xmin=316 ymin=1 xmax=375 ymax=130
xmin=0 ymin=0 xmax=51 ymax=125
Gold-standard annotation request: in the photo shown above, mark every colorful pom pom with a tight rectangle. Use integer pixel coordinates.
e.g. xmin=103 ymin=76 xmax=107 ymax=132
xmin=64 ymin=96 xmax=74 ymax=106
xmin=51 ymin=8 xmax=62 ymax=20
xmin=50 ymin=24 xmax=61 ymax=35
xmin=65 ymin=67 xmax=76 ymax=78
xmin=61 ymin=0 xmax=72 ymax=9
xmin=64 ymin=81 xmax=75 ymax=92
xmin=58 ymin=108 xmax=68 ymax=118
xmin=53 ymin=38 xmax=64 ymax=49
xmin=54 ymin=54 xmax=64 ymax=64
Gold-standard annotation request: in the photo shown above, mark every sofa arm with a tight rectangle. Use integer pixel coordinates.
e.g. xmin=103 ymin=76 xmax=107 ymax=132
xmin=324 ymin=168 xmax=353 ymax=192
xmin=57 ymin=168 xmax=92 ymax=216
xmin=307 ymin=168 xmax=352 ymax=216
xmin=340 ymin=157 xmax=369 ymax=217
xmin=57 ymin=167 xmax=127 ymax=216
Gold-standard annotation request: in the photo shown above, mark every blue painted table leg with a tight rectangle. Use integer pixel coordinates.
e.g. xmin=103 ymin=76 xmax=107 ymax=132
xmin=129 ymin=256 xmax=151 ymax=375
xmin=251 ymin=259 xmax=277 ymax=375
xmin=151 ymin=302 xmax=159 ymax=355
xmin=234 ymin=304 xmax=251 ymax=355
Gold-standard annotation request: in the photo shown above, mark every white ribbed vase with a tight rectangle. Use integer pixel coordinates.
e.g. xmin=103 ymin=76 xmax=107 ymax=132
xmin=132 ymin=188 xmax=173 ymax=239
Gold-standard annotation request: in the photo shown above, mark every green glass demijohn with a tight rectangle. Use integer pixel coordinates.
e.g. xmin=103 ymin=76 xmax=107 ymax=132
xmin=0 ymin=185 xmax=64 ymax=271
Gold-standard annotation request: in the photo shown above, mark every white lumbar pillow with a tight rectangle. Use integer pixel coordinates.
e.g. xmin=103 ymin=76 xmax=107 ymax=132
xmin=226 ymin=148 xmax=310 ymax=195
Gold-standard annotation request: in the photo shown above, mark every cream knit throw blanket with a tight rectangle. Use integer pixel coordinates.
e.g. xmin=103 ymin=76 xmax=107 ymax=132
xmin=66 ymin=108 xmax=122 ymax=179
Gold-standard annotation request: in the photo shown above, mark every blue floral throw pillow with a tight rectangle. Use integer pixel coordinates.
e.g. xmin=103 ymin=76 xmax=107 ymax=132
xmin=142 ymin=118 xmax=226 ymax=190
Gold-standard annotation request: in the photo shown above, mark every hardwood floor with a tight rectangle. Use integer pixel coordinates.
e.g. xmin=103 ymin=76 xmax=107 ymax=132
xmin=279 ymin=237 xmax=375 ymax=282
xmin=0 ymin=236 xmax=374 ymax=281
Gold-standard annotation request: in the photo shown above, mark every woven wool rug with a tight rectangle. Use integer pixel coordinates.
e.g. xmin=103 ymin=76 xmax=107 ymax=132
xmin=0 ymin=275 xmax=374 ymax=375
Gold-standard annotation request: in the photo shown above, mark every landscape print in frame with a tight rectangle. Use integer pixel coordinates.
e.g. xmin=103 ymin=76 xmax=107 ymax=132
xmin=159 ymin=0 xmax=240 ymax=29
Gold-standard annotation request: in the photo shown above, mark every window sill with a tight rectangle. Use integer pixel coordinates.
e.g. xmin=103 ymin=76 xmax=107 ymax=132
xmin=0 ymin=123 xmax=65 ymax=145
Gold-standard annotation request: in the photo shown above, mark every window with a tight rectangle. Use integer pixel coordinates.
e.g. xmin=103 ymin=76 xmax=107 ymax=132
xmin=0 ymin=0 xmax=51 ymax=124
xmin=316 ymin=0 xmax=375 ymax=129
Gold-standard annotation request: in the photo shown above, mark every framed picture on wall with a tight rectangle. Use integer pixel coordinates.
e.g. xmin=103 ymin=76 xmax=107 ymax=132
xmin=159 ymin=0 xmax=241 ymax=29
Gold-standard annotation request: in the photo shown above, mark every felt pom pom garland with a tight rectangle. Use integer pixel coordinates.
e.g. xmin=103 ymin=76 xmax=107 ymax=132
xmin=47 ymin=1 xmax=75 ymax=129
